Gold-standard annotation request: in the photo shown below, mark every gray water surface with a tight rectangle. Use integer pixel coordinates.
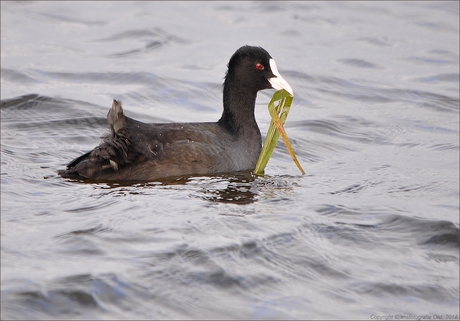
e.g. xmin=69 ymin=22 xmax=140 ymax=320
xmin=1 ymin=1 xmax=459 ymax=319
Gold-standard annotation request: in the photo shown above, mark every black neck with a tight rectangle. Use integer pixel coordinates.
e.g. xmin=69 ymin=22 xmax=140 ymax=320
xmin=218 ymin=77 xmax=259 ymax=136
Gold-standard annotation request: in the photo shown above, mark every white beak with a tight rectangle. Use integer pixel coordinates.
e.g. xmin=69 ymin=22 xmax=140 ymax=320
xmin=268 ymin=59 xmax=294 ymax=96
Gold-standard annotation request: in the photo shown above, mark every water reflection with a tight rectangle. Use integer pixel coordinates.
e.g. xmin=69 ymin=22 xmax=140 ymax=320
xmin=185 ymin=173 xmax=258 ymax=205
xmin=117 ymin=172 xmax=259 ymax=205
xmin=60 ymin=172 xmax=260 ymax=204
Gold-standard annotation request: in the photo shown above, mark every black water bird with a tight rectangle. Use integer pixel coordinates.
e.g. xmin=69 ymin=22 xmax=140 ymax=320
xmin=59 ymin=46 xmax=293 ymax=182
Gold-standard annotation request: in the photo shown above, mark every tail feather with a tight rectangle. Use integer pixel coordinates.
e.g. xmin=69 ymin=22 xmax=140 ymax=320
xmin=59 ymin=99 xmax=131 ymax=179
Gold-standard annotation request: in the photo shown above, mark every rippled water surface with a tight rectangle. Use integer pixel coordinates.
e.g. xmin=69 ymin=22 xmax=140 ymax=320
xmin=1 ymin=1 xmax=459 ymax=319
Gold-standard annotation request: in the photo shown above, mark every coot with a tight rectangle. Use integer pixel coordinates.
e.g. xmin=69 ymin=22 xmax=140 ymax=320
xmin=59 ymin=45 xmax=293 ymax=182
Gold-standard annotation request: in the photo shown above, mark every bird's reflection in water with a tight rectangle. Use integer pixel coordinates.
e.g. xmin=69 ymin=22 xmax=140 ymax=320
xmin=98 ymin=171 xmax=259 ymax=205
xmin=163 ymin=171 xmax=258 ymax=205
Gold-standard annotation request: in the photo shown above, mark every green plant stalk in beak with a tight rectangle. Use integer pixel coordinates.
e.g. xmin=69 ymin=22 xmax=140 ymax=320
xmin=254 ymin=89 xmax=305 ymax=176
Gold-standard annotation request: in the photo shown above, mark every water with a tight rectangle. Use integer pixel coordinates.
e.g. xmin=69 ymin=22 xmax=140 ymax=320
xmin=1 ymin=1 xmax=459 ymax=319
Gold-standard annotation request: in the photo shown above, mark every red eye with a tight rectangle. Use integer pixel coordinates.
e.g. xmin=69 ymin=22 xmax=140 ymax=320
xmin=255 ymin=63 xmax=264 ymax=70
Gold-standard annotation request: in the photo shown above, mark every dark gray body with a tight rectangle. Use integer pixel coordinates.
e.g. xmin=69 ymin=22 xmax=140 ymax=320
xmin=60 ymin=109 xmax=261 ymax=181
